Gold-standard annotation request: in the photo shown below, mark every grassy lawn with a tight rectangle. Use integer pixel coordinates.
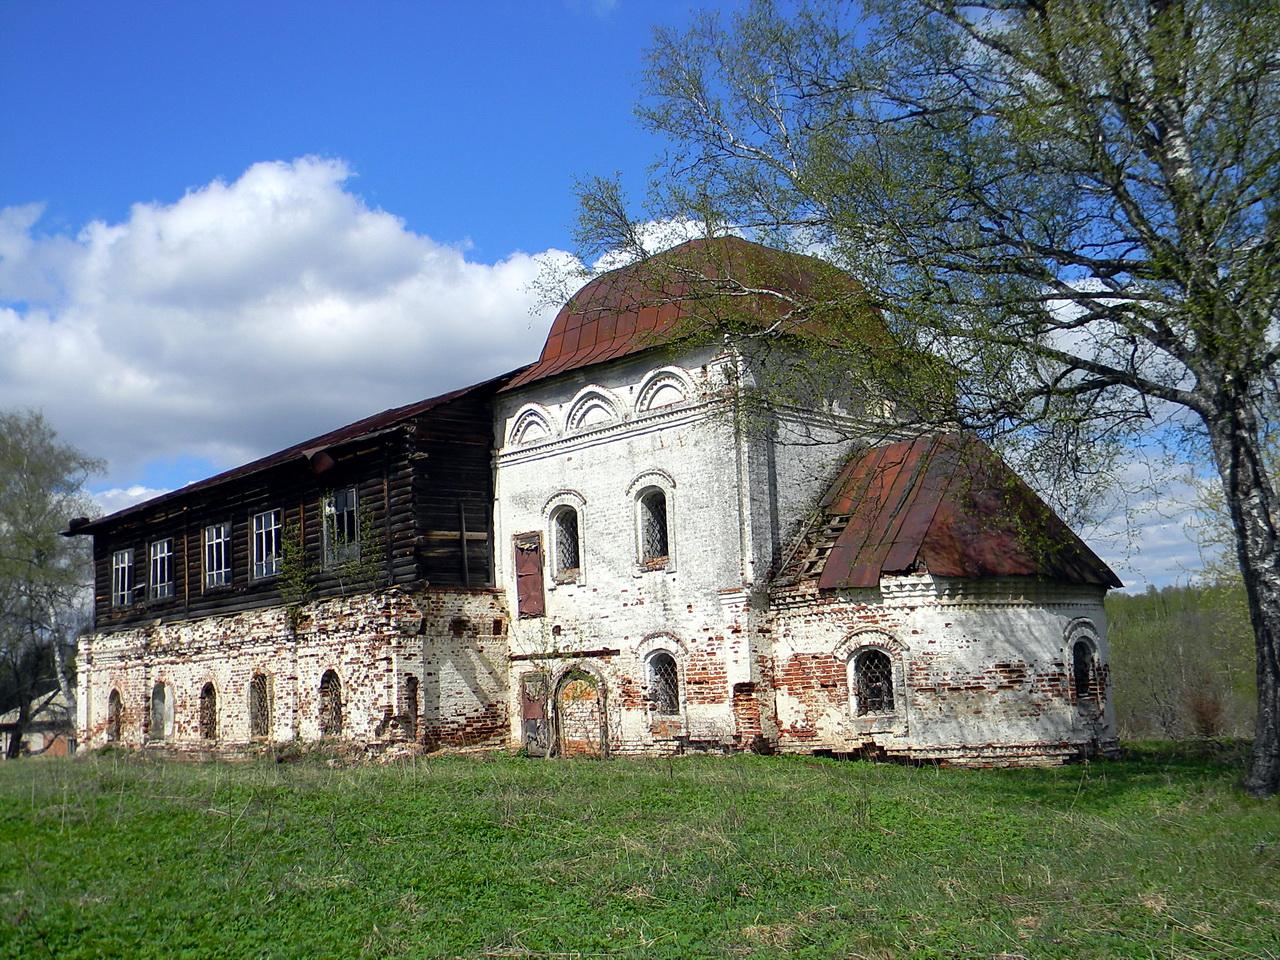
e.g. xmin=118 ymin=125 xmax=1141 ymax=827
xmin=1 ymin=745 xmax=1277 ymax=959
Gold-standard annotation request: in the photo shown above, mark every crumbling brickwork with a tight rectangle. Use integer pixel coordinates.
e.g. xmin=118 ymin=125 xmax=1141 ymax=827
xmin=76 ymin=586 xmax=509 ymax=752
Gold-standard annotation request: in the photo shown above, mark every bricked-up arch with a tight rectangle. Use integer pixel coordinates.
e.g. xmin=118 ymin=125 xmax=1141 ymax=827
xmin=106 ymin=688 xmax=122 ymax=743
xmin=248 ymin=673 xmax=270 ymax=740
xmin=198 ymin=682 xmax=218 ymax=740
xmin=319 ymin=670 xmax=343 ymax=736
xmin=404 ymin=674 xmax=419 ymax=741
xmin=555 ymin=667 xmax=606 ymax=757
xmin=149 ymin=682 xmax=173 ymax=741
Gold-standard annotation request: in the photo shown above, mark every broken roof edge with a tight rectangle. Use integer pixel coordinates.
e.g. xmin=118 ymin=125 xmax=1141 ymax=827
xmin=65 ymin=364 xmax=530 ymax=537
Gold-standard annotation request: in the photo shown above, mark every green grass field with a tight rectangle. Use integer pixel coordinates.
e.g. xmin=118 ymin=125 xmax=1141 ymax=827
xmin=1 ymin=745 xmax=1276 ymax=959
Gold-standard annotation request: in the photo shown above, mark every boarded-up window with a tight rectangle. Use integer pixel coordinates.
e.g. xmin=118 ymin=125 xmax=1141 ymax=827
xmin=106 ymin=689 xmax=123 ymax=743
xmin=199 ymin=683 xmax=218 ymax=740
xmin=319 ymin=670 xmax=343 ymax=736
xmin=514 ymin=532 xmax=546 ymax=618
xmin=249 ymin=673 xmax=270 ymax=739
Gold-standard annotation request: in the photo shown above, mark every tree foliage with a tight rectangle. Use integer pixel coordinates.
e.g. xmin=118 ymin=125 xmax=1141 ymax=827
xmin=0 ymin=410 xmax=100 ymax=756
xmin=577 ymin=0 xmax=1280 ymax=794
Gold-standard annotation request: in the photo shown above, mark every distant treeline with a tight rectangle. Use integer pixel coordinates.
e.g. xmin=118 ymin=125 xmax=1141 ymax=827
xmin=1107 ymin=582 xmax=1256 ymax=739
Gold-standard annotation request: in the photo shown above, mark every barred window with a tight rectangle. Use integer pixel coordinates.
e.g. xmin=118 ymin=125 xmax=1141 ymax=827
xmin=111 ymin=549 xmax=133 ymax=606
xmin=149 ymin=539 xmax=173 ymax=600
xmin=106 ymin=689 xmax=123 ymax=743
xmin=854 ymin=649 xmax=894 ymax=716
xmin=324 ymin=487 xmax=359 ymax=566
xmin=204 ymin=522 xmax=231 ymax=589
xmin=639 ymin=489 xmax=669 ymax=564
xmin=552 ymin=507 xmax=581 ymax=579
xmin=319 ymin=670 xmax=343 ymax=736
xmin=252 ymin=509 xmax=282 ymax=579
xmin=1073 ymin=640 xmax=1096 ymax=702
xmin=248 ymin=673 xmax=270 ymax=739
xmin=647 ymin=651 xmax=680 ymax=715
xmin=199 ymin=682 xmax=218 ymax=740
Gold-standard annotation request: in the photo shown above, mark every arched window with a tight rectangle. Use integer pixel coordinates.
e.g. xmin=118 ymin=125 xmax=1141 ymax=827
xmin=639 ymin=489 xmax=669 ymax=564
xmin=552 ymin=506 xmax=581 ymax=579
xmin=404 ymin=675 xmax=419 ymax=741
xmin=150 ymin=683 xmax=172 ymax=741
xmin=647 ymin=652 xmax=680 ymax=715
xmin=1072 ymin=640 xmax=1096 ymax=703
xmin=249 ymin=674 xmax=270 ymax=739
xmin=853 ymin=650 xmax=894 ymax=716
xmin=199 ymin=683 xmax=218 ymax=740
xmin=106 ymin=689 xmax=123 ymax=743
xmin=319 ymin=670 xmax=343 ymax=737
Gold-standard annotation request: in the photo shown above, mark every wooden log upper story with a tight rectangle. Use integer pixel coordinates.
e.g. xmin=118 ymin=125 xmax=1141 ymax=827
xmin=69 ymin=373 xmax=518 ymax=632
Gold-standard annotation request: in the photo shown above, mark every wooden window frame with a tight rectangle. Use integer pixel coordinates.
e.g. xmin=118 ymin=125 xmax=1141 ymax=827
xmin=111 ymin=548 xmax=134 ymax=607
xmin=252 ymin=508 xmax=283 ymax=580
xmin=148 ymin=538 xmax=174 ymax=600
xmin=204 ymin=522 xmax=232 ymax=590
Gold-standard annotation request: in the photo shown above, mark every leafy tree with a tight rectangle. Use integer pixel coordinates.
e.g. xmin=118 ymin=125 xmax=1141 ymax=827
xmin=576 ymin=0 xmax=1280 ymax=794
xmin=0 ymin=410 xmax=100 ymax=757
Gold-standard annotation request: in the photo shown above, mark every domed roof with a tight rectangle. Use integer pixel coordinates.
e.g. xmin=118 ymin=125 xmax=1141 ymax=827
xmin=503 ymin=236 xmax=858 ymax=391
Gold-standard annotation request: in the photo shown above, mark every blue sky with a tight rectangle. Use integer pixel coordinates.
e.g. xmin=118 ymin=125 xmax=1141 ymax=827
xmin=0 ymin=1 xmax=1208 ymax=589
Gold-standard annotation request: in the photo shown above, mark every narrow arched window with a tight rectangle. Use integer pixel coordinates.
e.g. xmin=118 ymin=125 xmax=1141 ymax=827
xmin=199 ymin=683 xmax=218 ymax=740
xmin=552 ymin=507 xmax=581 ymax=579
xmin=150 ymin=683 xmax=171 ymax=741
xmin=639 ymin=490 xmax=669 ymax=563
xmin=1072 ymin=640 xmax=1095 ymax=702
xmin=854 ymin=650 xmax=894 ymax=716
xmin=319 ymin=670 xmax=343 ymax=736
xmin=106 ymin=689 xmax=123 ymax=743
xmin=647 ymin=651 xmax=680 ymax=714
xmin=404 ymin=675 xmax=419 ymax=741
xmin=249 ymin=673 xmax=270 ymax=739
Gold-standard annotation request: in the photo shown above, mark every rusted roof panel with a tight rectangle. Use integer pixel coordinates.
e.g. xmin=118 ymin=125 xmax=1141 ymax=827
xmin=503 ymin=236 xmax=862 ymax=392
xmin=68 ymin=367 xmax=528 ymax=535
xmin=811 ymin=433 xmax=1121 ymax=590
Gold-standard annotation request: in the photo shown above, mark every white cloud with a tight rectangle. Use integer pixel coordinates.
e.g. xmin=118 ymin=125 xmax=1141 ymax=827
xmin=0 ymin=158 xmax=571 ymax=487
xmin=92 ymin=485 xmax=172 ymax=517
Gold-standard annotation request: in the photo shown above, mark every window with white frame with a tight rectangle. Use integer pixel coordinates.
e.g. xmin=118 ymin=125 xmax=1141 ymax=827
xmin=551 ymin=506 xmax=581 ymax=580
xmin=252 ymin=509 xmax=283 ymax=579
xmin=149 ymin=539 xmax=174 ymax=600
xmin=111 ymin=549 xmax=134 ymax=606
xmin=204 ymin=522 xmax=231 ymax=588
xmin=323 ymin=487 xmax=359 ymax=566
xmin=638 ymin=488 xmax=669 ymax=565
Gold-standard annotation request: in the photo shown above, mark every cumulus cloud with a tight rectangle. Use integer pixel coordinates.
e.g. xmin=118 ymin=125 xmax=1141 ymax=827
xmin=0 ymin=158 xmax=573 ymax=488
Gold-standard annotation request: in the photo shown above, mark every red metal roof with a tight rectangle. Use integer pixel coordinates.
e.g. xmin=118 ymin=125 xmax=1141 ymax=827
xmin=503 ymin=236 xmax=860 ymax=392
xmin=802 ymin=433 xmax=1121 ymax=589
xmin=67 ymin=368 xmax=526 ymax=535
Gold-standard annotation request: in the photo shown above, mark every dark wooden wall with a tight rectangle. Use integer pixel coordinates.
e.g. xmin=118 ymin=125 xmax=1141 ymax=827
xmin=88 ymin=387 xmax=499 ymax=631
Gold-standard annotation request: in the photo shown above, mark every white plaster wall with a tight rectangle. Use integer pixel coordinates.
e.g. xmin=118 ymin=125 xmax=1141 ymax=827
xmin=495 ymin=346 xmax=764 ymax=752
xmin=770 ymin=575 xmax=1115 ymax=761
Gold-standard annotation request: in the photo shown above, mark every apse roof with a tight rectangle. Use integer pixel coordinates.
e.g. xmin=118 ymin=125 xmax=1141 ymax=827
xmin=784 ymin=433 xmax=1122 ymax=589
xmin=503 ymin=235 xmax=860 ymax=392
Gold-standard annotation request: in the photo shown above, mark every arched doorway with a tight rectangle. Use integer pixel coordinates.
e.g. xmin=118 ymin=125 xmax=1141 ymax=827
xmin=555 ymin=668 xmax=605 ymax=757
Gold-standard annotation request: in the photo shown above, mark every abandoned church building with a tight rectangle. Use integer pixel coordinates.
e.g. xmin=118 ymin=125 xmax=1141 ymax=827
xmin=69 ymin=237 xmax=1122 ymax=765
